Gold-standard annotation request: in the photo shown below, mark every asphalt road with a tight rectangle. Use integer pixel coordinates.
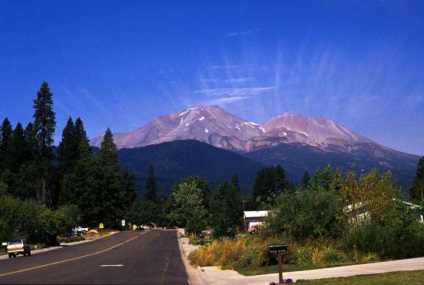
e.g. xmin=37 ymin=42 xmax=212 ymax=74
xmin=0 ymin=230 xmax=189 ymax=285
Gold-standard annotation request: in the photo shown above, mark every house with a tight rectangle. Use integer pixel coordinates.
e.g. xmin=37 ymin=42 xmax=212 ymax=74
xmin=243 ymin=211 xmax=269 ymax=233
xmin=344 ymin=199 xmax=423 ymax=224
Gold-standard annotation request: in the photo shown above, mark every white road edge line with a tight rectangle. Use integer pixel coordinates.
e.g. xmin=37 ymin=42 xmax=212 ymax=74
xmin=100 ymin=264 xmax=124 ymax=267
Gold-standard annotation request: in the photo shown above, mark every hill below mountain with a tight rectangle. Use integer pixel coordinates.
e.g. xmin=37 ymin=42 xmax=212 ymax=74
xmin=118 ymin=140 xmax=264 ymax=196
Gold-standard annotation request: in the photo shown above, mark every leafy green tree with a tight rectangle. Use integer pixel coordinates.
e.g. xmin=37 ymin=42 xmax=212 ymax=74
xmin=35 ymin=204 xmax=79 ymax=245
xmin=174 ymin=176 xmax=210 ymax=209
xmin=0 ymin=195 xmax=38 ymax=242
xmin=410 ymin=156 xmax=424 ymax=202
xmin=266 ymin=186 xmax=344 ymax=239
xmin=32 ymin=82 xmax=56 ymax=205
xmin=209 ymin=182 xmax=243 ymax=237
xmin=169 ymin=180 xmax=208 ymax=234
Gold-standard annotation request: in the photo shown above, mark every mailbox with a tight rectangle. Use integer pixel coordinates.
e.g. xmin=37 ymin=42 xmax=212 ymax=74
xmin=269 ymin=244 xmax=287 ymax=253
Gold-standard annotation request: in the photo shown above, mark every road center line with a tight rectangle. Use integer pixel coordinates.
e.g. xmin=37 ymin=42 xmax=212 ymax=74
xmin=0 ymin=232 xmax=147 ymax=278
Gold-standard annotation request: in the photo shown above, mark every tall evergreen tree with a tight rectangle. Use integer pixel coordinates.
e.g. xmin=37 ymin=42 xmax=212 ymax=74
xmin=299 ymin=171 xmax=311 ymax=191
xmin=252 ymin=165 xmax=289 ymax=209
xmin=6 ymin=123 xmax=27 ymax=173
xmin=410 ymin=156 xmax=424 ymax=202
xmin=57 ymin=117 xmax=78 ymax=172
xmin=274 ymin=164 xmax=287 ymax=194
xmin=209 ymin=182 xmax=243 ymax=237
xmin=74 ymin=117 xmax=89 ymax=147
xmin=231 ymin=173 xmax=241 ymax=193
xmin=61 ymin=140 xmax=102 ymax=226
xmin=144 ymin=165 xmax=157 ymax=203
xmin=24 ymin=122 xmax=37 ymax=160
xmin=0 ymin=118 xmax=13 ymax=171
xmin=99 ymin=128 xmax=125 ymax=228
xmin=33 ymin=82 xmax=56 ymax=205
xmin=121 ymin=167 xmax=137 ymax=207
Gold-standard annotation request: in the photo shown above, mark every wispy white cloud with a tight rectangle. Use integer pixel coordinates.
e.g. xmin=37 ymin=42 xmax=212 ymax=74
xmin=224 ymin=77 xmax=252 ymax=84
xmin=226 ymin=29 xmax=260 ymax=37
xmin=211 ymin=65 xmax=244 ymax=70
xmin=203 ymin=96 xmax=250 ymax=105
xmin=194 ymin=86 xmax=274 ymax=97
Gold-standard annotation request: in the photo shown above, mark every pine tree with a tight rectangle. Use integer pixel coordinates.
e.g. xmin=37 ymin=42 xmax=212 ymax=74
xmin=0 ymin=118 xmax=13 ymax=171
xmin=121 ymin=167 xmax=137 ymax=206
xmin=299 ymin=171 xmax=311 ymax=191
xmin=6 ymin=123 xmax=27 ymax=173
xmin=57 ymin=117 xmax=78 ymax=172
xmin=144 ymin=165 xmax=157 ymax=203
xmin=32 ymin=82 xmax=56 ymax=205
xmin=209 ymin=182 xmax=243 ymax=237
xmin=410 ymin=157 xmax=424 ymax=202
xmin=231 ymin=173 xmax=241 ymax=193
xmin=99 ymin=128 xmax=125 ymax=228
xmin=274 ymin=164 xmax=287 ymax=194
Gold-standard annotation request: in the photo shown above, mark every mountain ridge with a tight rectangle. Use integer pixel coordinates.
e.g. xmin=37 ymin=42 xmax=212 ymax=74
xmin=91 ymin=105 xmax=420 ymax=193
xmin=91 ymin=105 xmax=386 ymax=155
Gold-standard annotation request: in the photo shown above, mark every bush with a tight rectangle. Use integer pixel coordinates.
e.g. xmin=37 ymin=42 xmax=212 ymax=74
xmin=322 ymin=249 xmax=349 ymax=264
xmin=57 ymin=234 xmax=85 ymax=244
xmin=188 ymin=235 xmax=284 ymax=269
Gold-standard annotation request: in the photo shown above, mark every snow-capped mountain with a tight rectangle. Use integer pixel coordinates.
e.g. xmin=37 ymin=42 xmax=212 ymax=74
xmin=91 ymin=105 xmax=420 ymax=191
xmin=91 ymin=105 xmax=380 ymax=154
xmin=91 ymin=106 xmax=263 ymax=151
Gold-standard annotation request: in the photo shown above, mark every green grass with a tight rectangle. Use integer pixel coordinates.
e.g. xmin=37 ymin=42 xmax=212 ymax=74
xmin=237 ymin=263 xmax=342 ymax=276
xmin=295 ymin=270 xmax=424 ymax=285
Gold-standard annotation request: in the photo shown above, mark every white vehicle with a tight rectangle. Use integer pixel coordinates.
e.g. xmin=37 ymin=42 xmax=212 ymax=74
xmin=72 ymin=226 xmax=89 ymax=234
xmin=4 ymin=240 xmax=31 ymax=258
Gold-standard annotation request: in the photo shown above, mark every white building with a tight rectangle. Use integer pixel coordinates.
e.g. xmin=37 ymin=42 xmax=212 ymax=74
xmin=243 ymin=211 xmax=269 ymax=232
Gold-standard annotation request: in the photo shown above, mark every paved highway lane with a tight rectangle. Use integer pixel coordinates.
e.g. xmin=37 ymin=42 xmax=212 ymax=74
xmin=0 ymin=230 xmax=189 ymax=284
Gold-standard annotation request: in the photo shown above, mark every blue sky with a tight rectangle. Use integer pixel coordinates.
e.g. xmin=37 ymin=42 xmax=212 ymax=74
xmin=1 ymin=0 xmax=423 ymax=155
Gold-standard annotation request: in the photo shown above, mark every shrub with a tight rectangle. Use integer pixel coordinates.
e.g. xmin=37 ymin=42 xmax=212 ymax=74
xmin=188 ymin=235 xmax=285 ymax=269
xmin=322 ymin=249 xmax=349 ymax=264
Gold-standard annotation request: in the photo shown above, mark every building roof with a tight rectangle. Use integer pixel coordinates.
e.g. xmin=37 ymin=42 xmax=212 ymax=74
xmin=244 ymin=211 xmax=269 ymax=218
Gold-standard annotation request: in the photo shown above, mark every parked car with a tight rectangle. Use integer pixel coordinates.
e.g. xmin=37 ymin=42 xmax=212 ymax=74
xmin=5 ymin=239 xmax=31 ymax=258
xmin=199 ymin=229 xmax=214 ymax=237
xmin=72 ymin=226 xmax=89 ymax=234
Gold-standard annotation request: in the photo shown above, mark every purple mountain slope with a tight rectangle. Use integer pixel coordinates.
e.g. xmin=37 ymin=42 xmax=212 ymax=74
xmin=90 ymin=105 xmax=410 ymax=159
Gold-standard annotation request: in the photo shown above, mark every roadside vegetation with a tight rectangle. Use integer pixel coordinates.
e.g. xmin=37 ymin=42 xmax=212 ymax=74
xmin=188 ymin=164 xmax=424 ymax=272
xmin=296 ymin=270 xmax=424 ymax=284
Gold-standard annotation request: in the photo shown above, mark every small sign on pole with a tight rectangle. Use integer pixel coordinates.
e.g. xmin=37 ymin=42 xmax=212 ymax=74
xmin=99 ymin=223 xmax=104 ymax=229
xmin=269 ymin=244 xmax=288 ymax=284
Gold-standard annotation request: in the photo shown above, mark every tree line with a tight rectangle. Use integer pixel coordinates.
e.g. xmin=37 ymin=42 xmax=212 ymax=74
xmin=0 ymin=82 xmax=136 ymax=245
xmin=1 ymin=82 xmax=423 ymax=252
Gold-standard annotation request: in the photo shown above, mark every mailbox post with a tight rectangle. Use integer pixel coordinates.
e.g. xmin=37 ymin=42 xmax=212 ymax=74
xmin=269 ymin=244 xmax=287 ymax=284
